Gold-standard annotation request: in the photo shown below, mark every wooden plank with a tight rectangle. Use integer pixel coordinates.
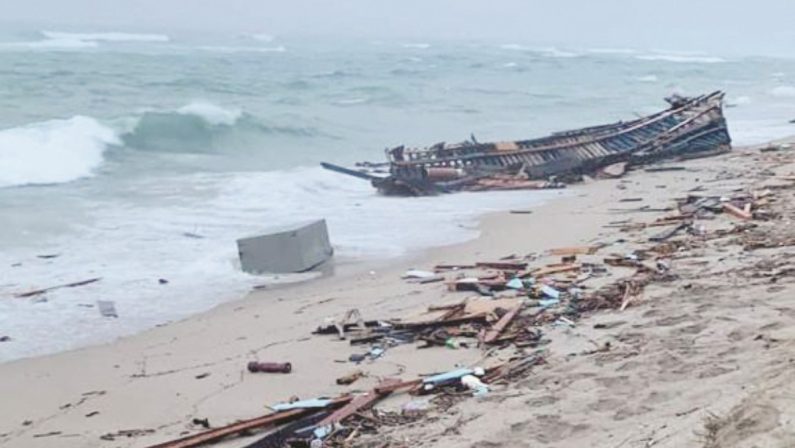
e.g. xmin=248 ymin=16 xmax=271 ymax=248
xmin=548 ymin=246 xmax=600 ymax=256
xmin=483 ymin=305 xmax=522 ymax=344
xmin=475 ymin=261 xmax=528 ymax=270
xmin=723 ymin=202 xmax=752 ymax=220
xmin=523 ymin=263 xmax=580 ymax=278
xmin=15 ymin=277 xmax=101 ymax=298
xmin=144 ymin=400 xmax=347 ymax=448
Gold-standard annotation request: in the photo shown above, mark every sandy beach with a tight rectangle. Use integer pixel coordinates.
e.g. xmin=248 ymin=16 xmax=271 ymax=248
xmin=2 ymin=138 xmax=795 ymax=448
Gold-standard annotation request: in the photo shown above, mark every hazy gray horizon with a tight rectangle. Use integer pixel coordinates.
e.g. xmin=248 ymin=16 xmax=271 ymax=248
xmin=2 ymin=0 xmax=794 ymax=57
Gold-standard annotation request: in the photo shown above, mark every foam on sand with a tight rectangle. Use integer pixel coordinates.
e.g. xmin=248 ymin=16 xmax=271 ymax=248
xmin=0 ymin=116 xmax=119 ymax=188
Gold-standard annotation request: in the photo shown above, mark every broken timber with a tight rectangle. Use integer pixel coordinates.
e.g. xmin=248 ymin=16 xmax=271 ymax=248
xmin=321 ymin=92 xmax=731 ymax=196
xmin=145 ymin=397 xmax=351 ymax=448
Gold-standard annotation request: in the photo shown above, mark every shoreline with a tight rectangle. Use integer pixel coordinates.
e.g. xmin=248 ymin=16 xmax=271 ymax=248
xmin=0 ymin=186 xmax=564 ymax=364
xmin=2 ymin=137 xmax=795 ymax=448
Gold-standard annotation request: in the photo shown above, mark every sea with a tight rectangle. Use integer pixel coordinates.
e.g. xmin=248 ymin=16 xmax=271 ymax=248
xmin=1 ymin=30 xmax=795 ymax=361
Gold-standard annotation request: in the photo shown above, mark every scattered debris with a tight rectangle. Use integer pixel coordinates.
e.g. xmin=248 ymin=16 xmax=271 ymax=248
xmin=247 ymin=362 xmax=292 ymax=374
xmin=336 ymin=370 xmax=365 ymax=385
xmin=191 ymin=418 xmax=210 ymax=429
xmin=645 ymin=166 xmax=687 ymax=172
xmin=33 ymin=432 xmax=62 ymax=438
xmin=600 ymin=161 xmax=628 ymax=178
xmin=15 ymin=277 xmax=101 ymax=299
xmin=100 ymin=429 xmax=155 ymax=441
xmin=237 ymin=219 xmax=333 ymax=274
xmin=97 ymin=300 xmax=118 ymax=318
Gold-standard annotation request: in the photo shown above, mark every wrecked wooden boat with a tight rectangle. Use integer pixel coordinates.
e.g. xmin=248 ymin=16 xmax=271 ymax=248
xmin=322 ymin=91 xmax=731 ymax=196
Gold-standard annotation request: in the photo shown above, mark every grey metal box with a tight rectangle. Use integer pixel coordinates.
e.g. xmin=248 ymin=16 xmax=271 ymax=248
xmin=237 ymin=219 xmax=333 ymax=274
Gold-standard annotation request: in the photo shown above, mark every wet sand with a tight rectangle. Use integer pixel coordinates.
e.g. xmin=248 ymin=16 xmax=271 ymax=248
xmin=1 ymin=138 xmax=795 ymax=448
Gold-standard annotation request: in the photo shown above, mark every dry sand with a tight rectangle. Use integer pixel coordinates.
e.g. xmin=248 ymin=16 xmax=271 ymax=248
xmin=1 ymin=139 xmax=795 ymax=448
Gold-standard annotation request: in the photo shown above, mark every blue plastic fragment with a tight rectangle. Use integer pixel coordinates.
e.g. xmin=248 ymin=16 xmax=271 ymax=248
xmin=506 ymin=278 xmax=524 ymax=290
xmin=540 ymin=284 xmax=560 ymax=299
xmin=539 ymin=298 xmax=560 ymax=308
xmin=423 ymin=368 xmax=474 ymax=385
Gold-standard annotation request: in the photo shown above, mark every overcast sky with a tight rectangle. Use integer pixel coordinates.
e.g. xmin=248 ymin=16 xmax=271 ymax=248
xmin=3 ymin=0 xmax=794 ymax=56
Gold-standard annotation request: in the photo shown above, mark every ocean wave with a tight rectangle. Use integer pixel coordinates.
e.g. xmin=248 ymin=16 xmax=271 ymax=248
xmin=500 ymin=44 xmax=528 ymax=51
xmin=587 ymin=48 xmax=638 ymax=55
xmin=637 ymin=75 xmax=659 ymax=83
xmin=196 ymin=45 xmax=286 ymax=53
xmin=334 ymin=97 xmax=369 ymax=106
xmin=248 ymin=33 xmax=275 ymax=43
xmin=0 ymin=38 xmax=97 ymax=50
xmin=770 ymin=86 xmax=795 ymax=98
xmin=499 ymin=44 xmax=579 ymax=58
xmin=121 ymin=101 xmax=317 ymax=152
xmin=402 ymin=43 xmax=431 ymax=49
xmin=729 ymin=95 xmax=752 ymax=106
xmin=0 ymin=31 xmax=170 ymax=51
xmin=0 ymin=116 xmax=119 ymax=188
xmin=41 ymin=31 xmax=170 ymax=42
xmin=177 ymin=101 xmax=242 ymax=126
xmin=635 ymin=54 xmax=725 ymax=63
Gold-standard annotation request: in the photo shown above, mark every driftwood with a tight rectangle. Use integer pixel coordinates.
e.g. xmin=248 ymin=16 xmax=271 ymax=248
xmin=15 ymin=277 xmax=101 ymax=298
xmin=145 ymin=397 xmax=351 ymax=448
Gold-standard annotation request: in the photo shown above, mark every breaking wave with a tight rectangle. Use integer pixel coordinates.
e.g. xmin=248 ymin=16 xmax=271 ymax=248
xmin=177 ymin=101 xmax=242 ymax=126
xmin=0 ymin=101 xmax=321 ymax=188
xmin=586 ymin=48 xmax=638 ymax=55
xmin=635 ymin=53 xmax=725 ymax=63
xmin=195 ymin=45 xmax=287 ymax=53
xmin=0 ymin=116 xmax=119 ymax=188
xmin=499 ymin=44 xmax=579 ymax=58
xmin=121 ymin=101 xmax=317 ymax=152
xmin=0 ymin=31 xmax=170 ymax=51
xmin=637 ymin=75 xmax=659 ymax=83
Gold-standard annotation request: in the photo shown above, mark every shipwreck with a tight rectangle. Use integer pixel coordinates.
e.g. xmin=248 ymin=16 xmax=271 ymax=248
xmin=321 ymin=91 xmax=731 ymax=196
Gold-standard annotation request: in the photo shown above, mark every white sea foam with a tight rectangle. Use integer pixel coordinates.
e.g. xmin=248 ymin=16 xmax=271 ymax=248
xmin=500 ymin=43 xmax=528 ymax=51
xmin=176 ymin=101 xmax=243 ymax=126
xmin=539 ymin=47 xmax=579 ymax=58
xmin=770 ymin=86 xmax=795 ymax=98
xmin=0 ymin=116 xmax=119 ymax=188
xmin=635 ymin=54 xmax=725 ymax=63
xmin=637 ymin=75 xmax=659 ymax=83
xmin=41 ymin=31 xmax=170 ymax=42
xmin=0 ymin=38 xmax=98 ymax=50
xmin=587 ymin=48 xmax=638 ymax=55
xmin=499 ymin=44 xmax=578 ymax=58
xmin=402 ymin=43 xmax=431 ymax=49
xmin=0 ymin=167 xmax=562 ymax=360
xmin=249 ymin=33 xmax=275 ymax=42
xmin=196 ymin=45 xmax=287 ymax=53
xmin=334 ymin=98 xmax=369 ymax=106
xmin=0 ymin=31 xmax=169 ymax=51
